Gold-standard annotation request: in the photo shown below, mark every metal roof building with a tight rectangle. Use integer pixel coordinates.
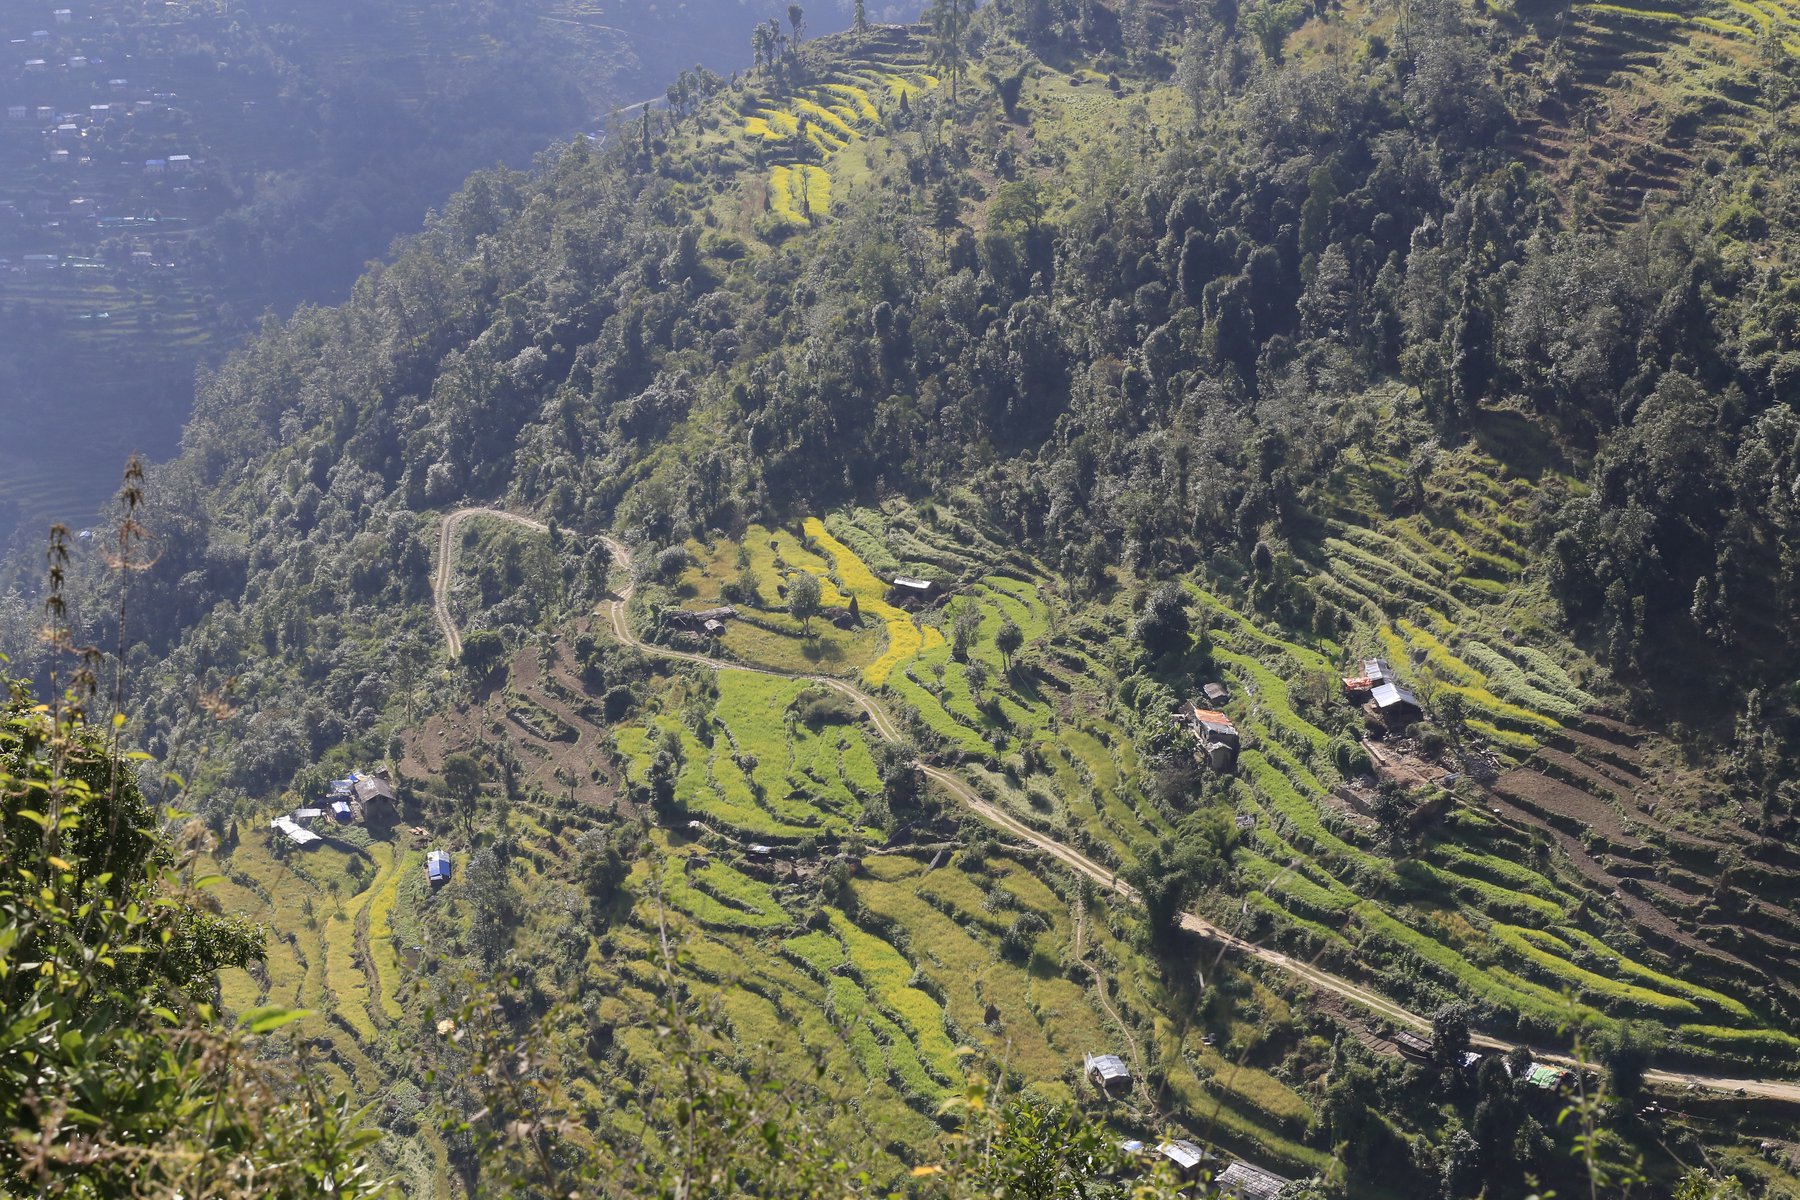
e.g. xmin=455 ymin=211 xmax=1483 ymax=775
xmin=1371 ymin=681 xmax=1422 ymax=717
xmin=270 ymin=817 xmax=320 ymax=847
xmin=1216 ymin=1161 xmax=1292 ymax=1200
xmin=1084 ymin=1053 xmax=1132 ymax=1096
xmin=1154 ymin=1140 xmax=1213 ymax=1178
xmin=426 ymin=850 xmax=453 ymax=885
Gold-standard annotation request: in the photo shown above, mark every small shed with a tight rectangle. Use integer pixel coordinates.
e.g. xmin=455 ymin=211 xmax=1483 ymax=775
xmin=270 ymin=817 xmax=321 ymax=847
xmin=330 ymin=799 xmax=353 ymax=824
xmin=25 ymin=59 xmax=47 ymax=71
xmin=1371 ymin=681 xmax=1423 ymax=724
xmin=426 ymin=850 xmax=453 ymax=885
xmin=1154 ymin=1140 xmax=1213 ymax=1182
xmin=1363 ymin=658 xmax=1390 ymax=683
xmin=1202 ymin=682 xmax=1228 ymax=705
xmin=37 ymin=106 xmax=55 ymax=120
xmin=1393 ymin=1030 xmax=1435 ymax=1063
xmin=54 ymin=8 xmax=73 ymax=23
xmin=168 ymin=153 xmax=191 ymax=170
xmin=746 ymin=843 xmax=773 ymax=858
xmin=292 ymin=807 xmax=324 ymax=824
xmin=890 ymin=575 xmax=938 ymax=602
xmin=703 ymin=618 xmax=726 ymax=637
xmin=1216 ymin=1161 xmax=1291 ymax=1200
xmin=144 ymin=158 xmax=165 ymax=173
xmin=6 ymin=106 xmax=26 ymax=121
xmin=669 ymin=605 xmax=735 ymax=630
xmin=1084 ymin=1053 xmax=1133 ymax=1097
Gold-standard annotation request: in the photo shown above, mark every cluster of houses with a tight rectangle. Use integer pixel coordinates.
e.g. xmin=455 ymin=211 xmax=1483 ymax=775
xmin=1115 ymin=1138 xmax=1292 ymax=1198
xmin=4 ymin=6 xmax=198 ymax=269
xmin=1086 ymin=1055 xmax=1292 ymax=1197
xmin=1391 ymin=1030 xmax=1576 ymax=1095
xmin=1341 ymin=657 xmax=1423 ymax=729
xmin=266 ymin=768 xmax=455 ymax=887
xmin=268 ymin=769 xmax=395 ymax=845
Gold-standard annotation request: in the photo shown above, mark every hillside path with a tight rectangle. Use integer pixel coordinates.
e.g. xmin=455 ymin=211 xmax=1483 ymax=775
xmin=432 ymin=507 xmax=548 ymax=658
xmin=429 ymin=513 xmax=1800 ymax=1106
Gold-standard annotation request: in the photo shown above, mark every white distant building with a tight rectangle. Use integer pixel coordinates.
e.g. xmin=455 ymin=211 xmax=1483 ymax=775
xmin=31 ymin=29 xmax=49 ymax=42
xmin=167 ymin=153 xmax=191 ymax=170
xmin=68 ymin=56 xmax=88 ymax=69
xmin=24 ymin=58 xmax=47 ymax=71
xmin=6 ymin=106 xmax=26 ymax=121
xmin=143 ymin=158 xmax=164 ymax=173
xmin=270 ymin=816 xmax=321 ymax=847
xmin=53 ymin=8 xmax=73 ymax=23
xmin=35 ymin=105 xmax=54 ymax=120
xmin=50 ymin=147 xmax=69 ymax=163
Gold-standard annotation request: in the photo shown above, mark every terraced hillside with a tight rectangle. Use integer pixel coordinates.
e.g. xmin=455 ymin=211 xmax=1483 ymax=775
xmin=215 ymin=457 xmax=1800 ymax=1193
xmin=1511 ymin=0 xmax=1799 ymax=222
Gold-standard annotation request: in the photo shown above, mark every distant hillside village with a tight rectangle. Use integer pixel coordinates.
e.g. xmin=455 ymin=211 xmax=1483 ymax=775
xmin=266 ymin=767 xmax=453 ymax=886
xmin=0 ymin=5 xmax=213 ymax=282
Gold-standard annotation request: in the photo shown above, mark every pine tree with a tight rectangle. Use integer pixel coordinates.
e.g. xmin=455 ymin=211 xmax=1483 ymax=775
xmin=925 ymin=0 xmax=968 ymax=104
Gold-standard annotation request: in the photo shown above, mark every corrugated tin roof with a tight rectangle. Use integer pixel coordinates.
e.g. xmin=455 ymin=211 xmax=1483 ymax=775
xmin=1085 ymin=1053 xmax=1131 ymax=1080
xmin=270 ymin=817 xmax=320 ymax=846
xmin=1217 ymin=1161 xmax=1291 ymax=1200
xmin=1156 ymin=1140 xmax=1210 ymax=1171
xmin=1372 ymin=681 xmax=1420 ymax=711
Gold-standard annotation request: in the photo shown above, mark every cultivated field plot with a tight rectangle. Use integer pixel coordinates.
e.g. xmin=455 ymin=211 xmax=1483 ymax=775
xmin=730 ymin=29 xmax=942 ymax=226
xmin=654 ymin=456 xmax=1800 ymax=1072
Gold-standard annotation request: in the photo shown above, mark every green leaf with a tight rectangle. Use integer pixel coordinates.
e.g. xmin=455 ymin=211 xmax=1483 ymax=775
xmin=242 ymin=1006 xmax=312 ymax=1034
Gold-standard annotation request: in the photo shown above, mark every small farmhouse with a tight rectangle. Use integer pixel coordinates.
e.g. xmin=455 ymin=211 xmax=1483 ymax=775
xmin=426 ymin=850 xmax=453 ymax=885
xmin=1084 ymin=1052 xmax=1132 ymax=1097
xmin=1202 ymin=682 xmax=1228 ymax=705
xmin=1393 ymin=1030 xmax=1434 ymax=1063
xmin=1216 ymin=1161 xmax=1292 ymax=1200
xmin=1189 ymin=705 xmax=1240 ymax=771
xmin=1371 ymin=680 xmax=1423 ymax=725
xmin=350 ymin=770 xmax=396 ymax=806
xmin=668 ymin=605 xmax=735 ymax=631
xmin=1154 ymin=1140 xmax=1214 ymax=1182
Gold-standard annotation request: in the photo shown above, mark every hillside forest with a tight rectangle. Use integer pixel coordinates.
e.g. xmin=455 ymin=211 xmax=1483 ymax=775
xmin=0 ymin=0 xmax=863 ymax=550
xmin=5 ymin=0 xmax=1800 ymax=1196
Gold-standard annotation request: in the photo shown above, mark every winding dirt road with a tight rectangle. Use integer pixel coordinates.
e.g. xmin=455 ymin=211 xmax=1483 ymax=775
xmin=431 ymin=514 xmax=1800 ymax=1106
xmin=433 ymin=507 xmax=548 ymax=658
